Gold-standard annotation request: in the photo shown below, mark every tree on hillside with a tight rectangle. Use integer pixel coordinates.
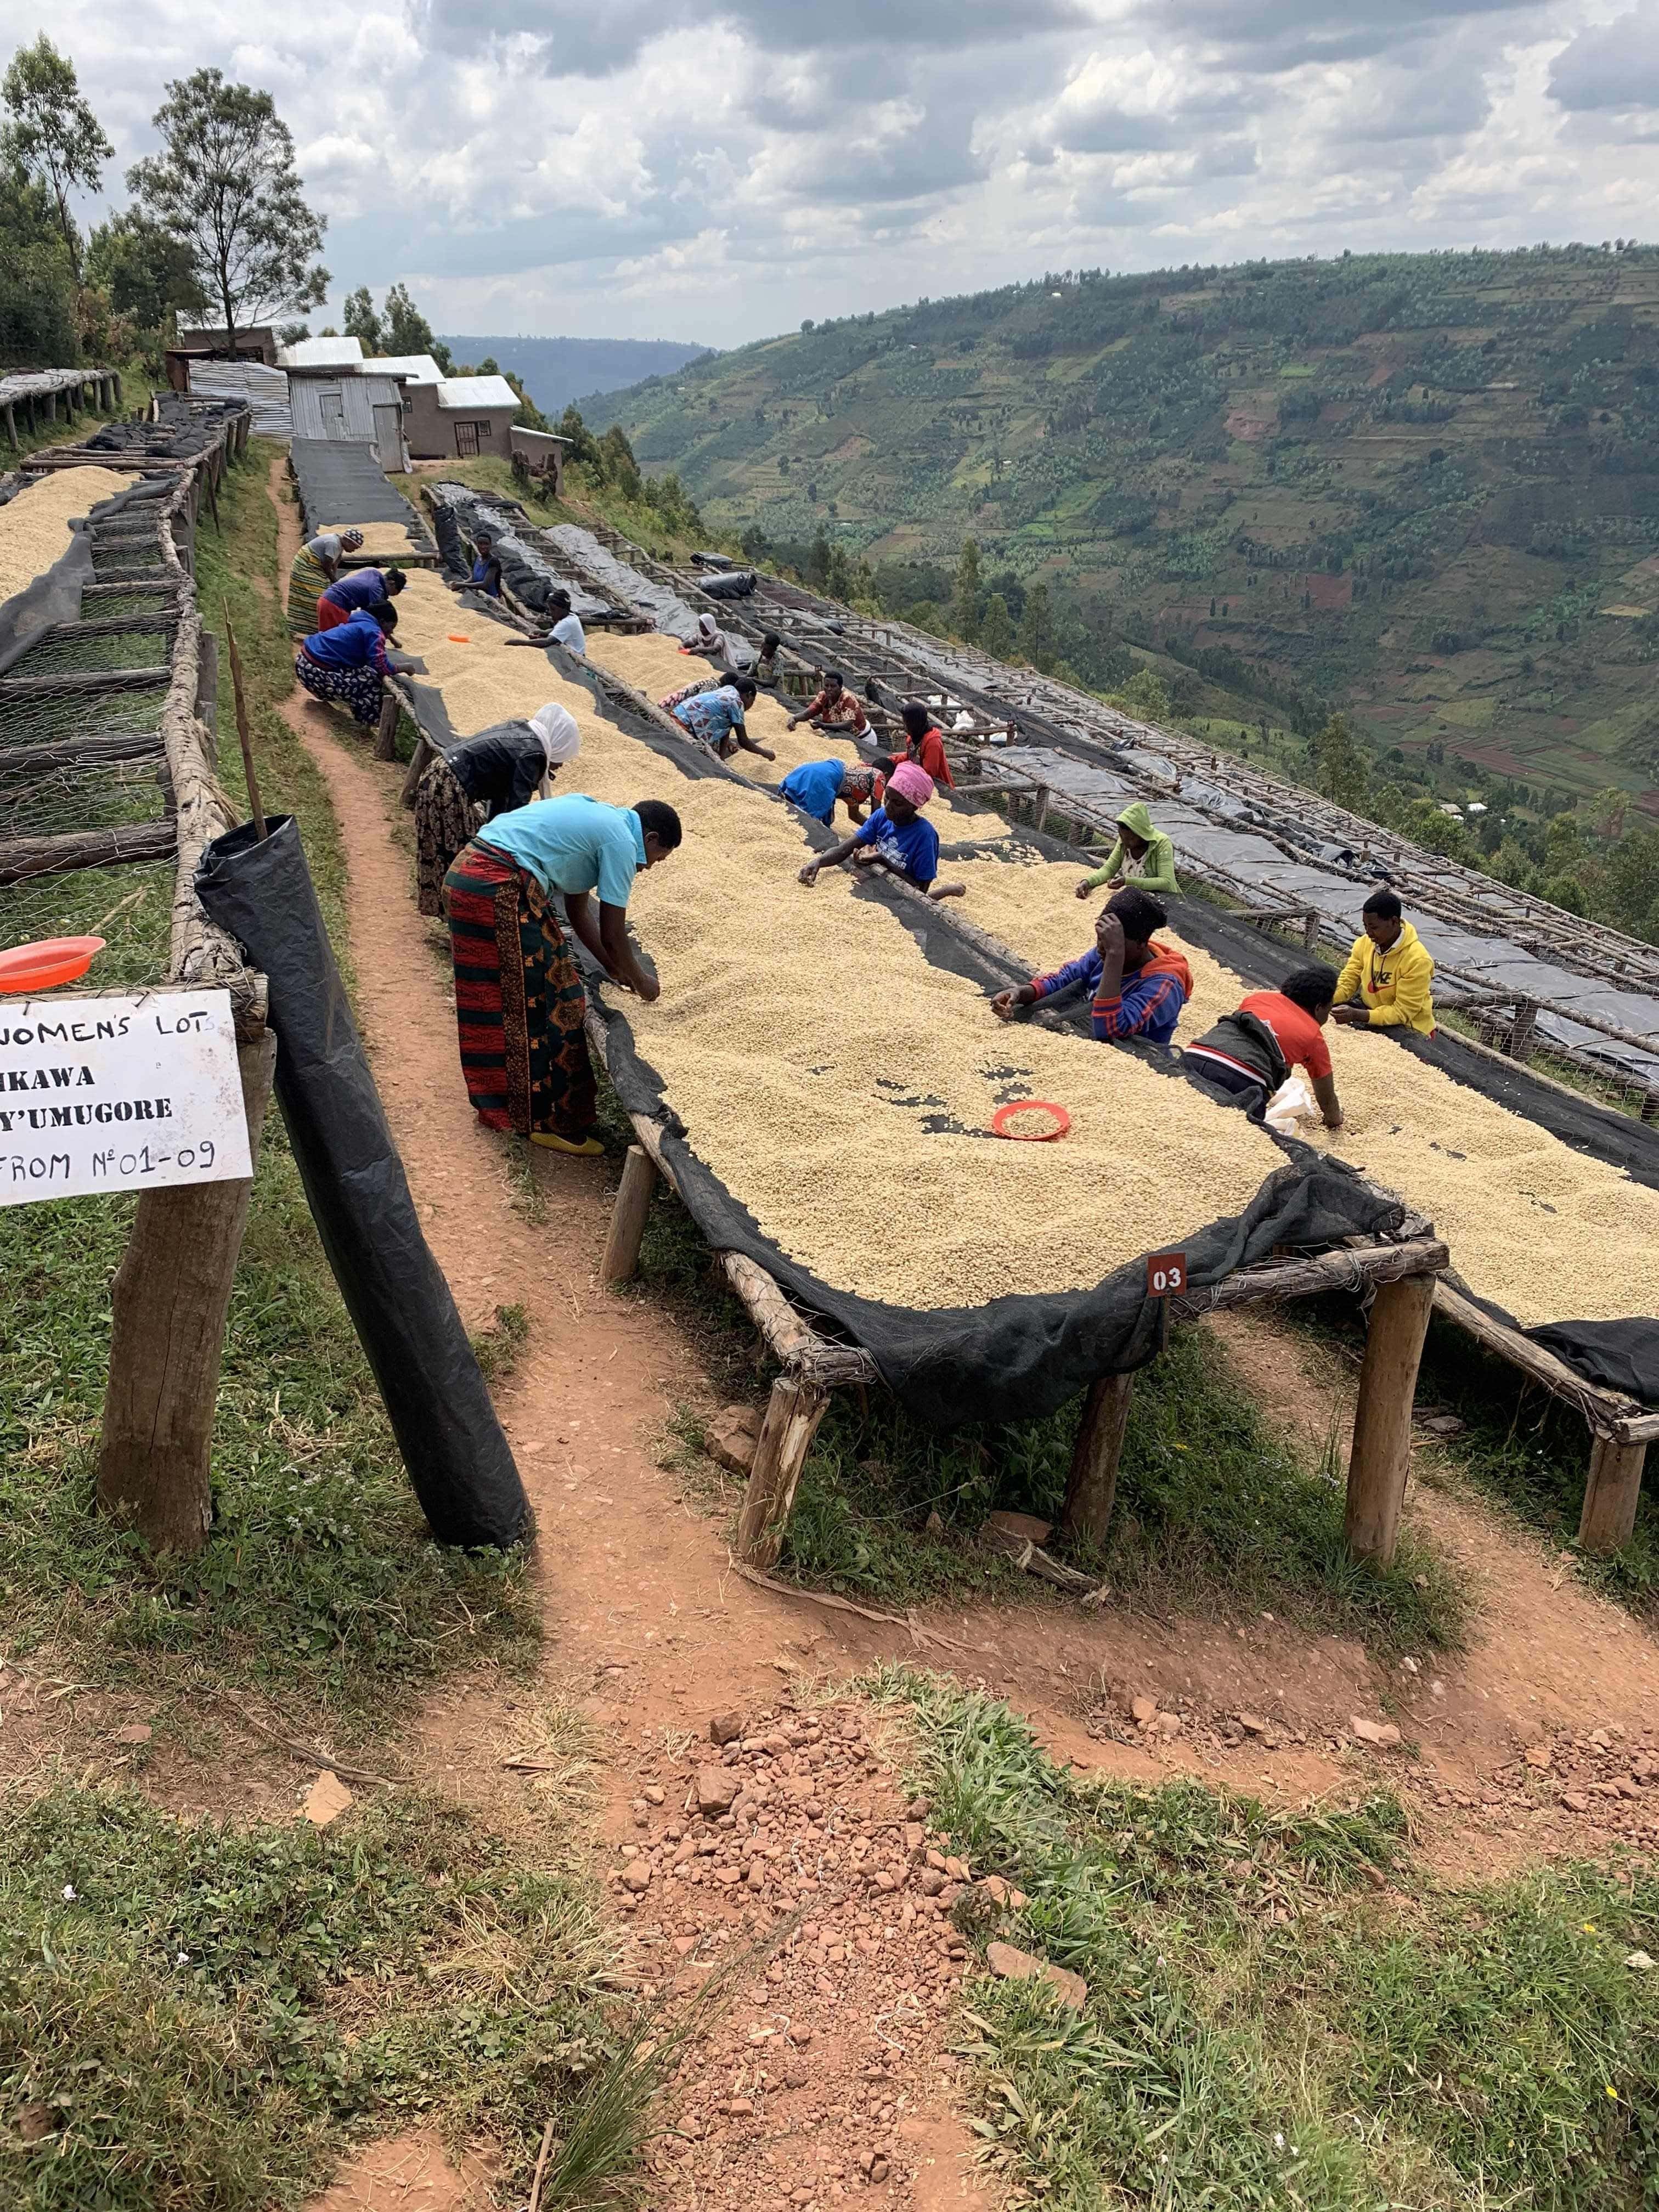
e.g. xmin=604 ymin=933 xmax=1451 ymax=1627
xmin=0 ymin=152 xmax=78 ymax=363
xmin=979 ymin=592 xmax=1014 ymax=658
xmin=1018 ymin=583 xmax=1054 ymax=672
xmin=342 ymin=284 xmax=383 ymax=354
xmin=1 ymin=36 xmax=110 ymax=278
xmin=1311 ymin=712 xmax=1368 ymax=811
xmin=127 ymin=71 xmax=327 ymax=354
xmin=383 ymin=283 xmax=453 ymax=373
xmin=952 ymin=538 xmax=983 ymax=641
xmin=85 ymin=209 xmax=206 ymax=338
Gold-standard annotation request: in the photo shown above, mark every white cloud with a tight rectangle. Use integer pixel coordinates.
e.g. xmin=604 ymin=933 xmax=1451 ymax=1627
xmin=2 ymin=0 xmax=1656 ymax=345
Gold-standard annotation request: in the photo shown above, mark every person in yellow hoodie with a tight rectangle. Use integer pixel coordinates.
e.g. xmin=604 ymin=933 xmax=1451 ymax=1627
xmin=1332 ymin=890 xmax=1437 ymax=1035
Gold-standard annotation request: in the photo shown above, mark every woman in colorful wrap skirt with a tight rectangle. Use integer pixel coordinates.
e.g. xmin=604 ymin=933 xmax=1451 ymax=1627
xmin=287 ymin=527 xmax=364 ymax=637
xmin=444 ymin=793 xmax=682 ymax=1155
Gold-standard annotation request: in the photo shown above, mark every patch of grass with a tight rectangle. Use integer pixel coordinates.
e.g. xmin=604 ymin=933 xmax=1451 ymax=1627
xmin=782 ymin=1326 xmax=1463 ymax=1654
xmin=472 ymin=1302 xmax=531 ymax=1383
xmin=0 ymin=434 xmax=537 ymax=1730
xmin=1304 ymin=1297 xmax=1659 ymax=1626
xmin=0 ymin=1781 xmax=635 ymax=2212
xmin=874 ymin=1669 xmax=1659 ymax=2211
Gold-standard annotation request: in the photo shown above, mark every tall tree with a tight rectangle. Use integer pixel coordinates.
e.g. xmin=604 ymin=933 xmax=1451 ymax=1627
xmin=0 ymin=151 xmax=78 ymax=363
xmin=85 ymin=208 xmax=205 ymax=336
xmin=1 ymin=36 xmax=111 ymax=277
xmin=341 ymin=284 xmax=384 ymax=354
xmin=1311 ymin=712 xmax=1368 ymax=811
xmin=382 ymin=281 xmax=453 ymax=373
xmin=1018 ymin=582 xmax=1053 ymax=670
xmin=127 ymin=70 xmax=328 ymax=354
xmin=952 ymin=537 xmax=983 ymax=641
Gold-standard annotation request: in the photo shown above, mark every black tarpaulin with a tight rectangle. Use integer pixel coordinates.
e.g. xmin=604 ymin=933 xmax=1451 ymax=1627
xmin=195 ymin=816 xmax=529 ymax=1547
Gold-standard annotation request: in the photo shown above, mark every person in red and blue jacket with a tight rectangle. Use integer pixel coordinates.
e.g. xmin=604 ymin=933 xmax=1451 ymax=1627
xmin=991 ymin=887 xmax=1192 ymax=1045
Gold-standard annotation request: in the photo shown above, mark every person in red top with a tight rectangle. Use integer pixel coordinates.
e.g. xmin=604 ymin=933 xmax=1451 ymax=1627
xmin=787 ymin=670 xmax=871 ymax=737
xmin=1183 ymin=963 xmax=1345 ymax=1128
xmin=900 ymin=701 xmax=955 ymax=788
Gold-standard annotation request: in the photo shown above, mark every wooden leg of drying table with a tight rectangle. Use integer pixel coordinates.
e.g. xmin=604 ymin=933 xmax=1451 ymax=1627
xmin=1060 ymin=1373 xmax=1136 ymax=1544
xmin=1344 ymin=1272 xmax=1435 ymax=1568
xmin=602 ymin=1143 xmax=658 ymax=1283
xmin=399 ymin=734 xmax=434 ymax=807
xmin=1578 ymin=1434 xmax=1647 ymax=1555
xmin=735 ymin=1376 xmax=830 ymax=1568
xmin=374 ymin=691 xmax=401 ymax=762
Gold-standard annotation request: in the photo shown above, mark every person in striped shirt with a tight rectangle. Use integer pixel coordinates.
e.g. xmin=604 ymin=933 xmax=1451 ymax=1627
xmin=991 ymin=888 xmax=1191 ymax=1046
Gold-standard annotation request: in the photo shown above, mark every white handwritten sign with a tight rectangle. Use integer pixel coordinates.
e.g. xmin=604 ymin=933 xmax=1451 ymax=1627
xmin=0 ymin=988 xmax=253 ymax=1205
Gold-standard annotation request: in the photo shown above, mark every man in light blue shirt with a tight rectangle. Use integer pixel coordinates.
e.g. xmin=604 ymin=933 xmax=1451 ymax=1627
xmin=475 ymin=793 xmax=680 ymax=1001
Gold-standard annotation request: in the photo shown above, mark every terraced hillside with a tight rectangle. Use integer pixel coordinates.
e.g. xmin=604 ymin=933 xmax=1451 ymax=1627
xmin=589 ymin=246 xmax=1659 ymax=808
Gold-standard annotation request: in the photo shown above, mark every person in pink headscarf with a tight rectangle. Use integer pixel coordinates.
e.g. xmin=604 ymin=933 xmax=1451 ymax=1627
xmin=796 ymin=759 xmax=965 ymax=901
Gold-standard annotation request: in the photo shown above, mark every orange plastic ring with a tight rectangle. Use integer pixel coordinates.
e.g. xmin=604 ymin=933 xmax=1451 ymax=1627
xmin=991 ymin=1099 xmax=1071 ymax=1141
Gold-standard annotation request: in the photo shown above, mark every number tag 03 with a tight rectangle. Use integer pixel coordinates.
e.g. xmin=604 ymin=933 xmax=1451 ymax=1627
xmin=1146 ymin=1250 xmax=1188 ymax=1298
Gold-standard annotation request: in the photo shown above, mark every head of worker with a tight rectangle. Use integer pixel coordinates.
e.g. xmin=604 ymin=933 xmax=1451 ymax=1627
xmin=340 ymin=529 xmax=364 ymax=555
xmin=696 ymin=612 xmax=725 ymax=648
xmin=821 ymin=670 xmax=845 ymax=703
xmin=760 ymin=631 xmax=781 ymax=659
xmin=383 ymin=566 xmax=408 ymax=598
xmin=1098 ymin=886 xmax=1166 ymax=970
xmin=633 ymin=799 xmax=683 ymax=870
xmin=732 ymin=677 xmax=759 ymax=708
xmin=368 ymin=600 xmax=398 ymax=633
xmin=1115 ymin=801 xmax=1155 ymax=862
xmin=1362 ymin=889 xmax=1404 ymax=950
xmin=882 ymin=759 xmax=934 ymax=827
xmin=549 ymin=588 xmax=572 ymax=616
xmin=1279 ymin=962 xmax=1340 ymax=1026
xmin=900 ymin=701 xmax=934 ymax=746
xmin=531 ymin=702 xmax=581 ymax=777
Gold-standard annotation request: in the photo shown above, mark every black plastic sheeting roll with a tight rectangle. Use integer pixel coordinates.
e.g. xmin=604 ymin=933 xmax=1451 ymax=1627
xmin=696 ymin=568 xmax=757 ymax=601
xmin=195 ymin=816 xmax=529 ymax=1548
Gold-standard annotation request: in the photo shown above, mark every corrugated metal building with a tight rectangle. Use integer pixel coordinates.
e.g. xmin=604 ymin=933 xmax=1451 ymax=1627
xmin=289 ymin=374 xmax=409 ymax=471
xmin=184 ymin=359 xmax=293 ymax=438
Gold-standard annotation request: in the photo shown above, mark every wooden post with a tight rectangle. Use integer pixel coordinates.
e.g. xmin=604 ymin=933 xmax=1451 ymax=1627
xmin=96 ymin=1031 xmax=278 ymax=1555
xmin=375 ymin=690 xmax=400 ymax=761
xmin=400 ymin=733 xmax=435 ymax=808
xmin=225 ymin=620 xmax=266 ymax=838
xmin=3 ymin=403 xmax=15 ymax=452
xmin=1344 ymin=1272 xmax=1435 ymax=1567
xmin=734 ymin=1376 xmax=830 ymax=1568
xmin=1060 ymin=1373 xmax=1136 ymax=1543
xmin=1579 ymin=1434 xmax=1647 ymax=1555
xmin=602 ymin=1144 xmax=658 ymax=1282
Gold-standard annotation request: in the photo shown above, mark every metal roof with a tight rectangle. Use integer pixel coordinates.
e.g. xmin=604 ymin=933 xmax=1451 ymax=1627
xmin=436 ymin=374 xmax=518 ymax=411
xmin=362 ymin=353 xmax=445 ymax=385
xmin=276 ymin=335 xmax=365 ymax=370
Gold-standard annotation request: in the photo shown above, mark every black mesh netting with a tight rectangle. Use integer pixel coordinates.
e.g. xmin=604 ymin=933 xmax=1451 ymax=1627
xmin=289 ymin=440 xmax=426 ymax=534
xmin=534 ymin=657 xmax=1406 ymax=1429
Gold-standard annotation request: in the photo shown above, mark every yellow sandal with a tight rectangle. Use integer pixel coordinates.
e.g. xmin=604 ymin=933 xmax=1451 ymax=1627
xmin=529 ymin=1132 xmax=604 ymax=1156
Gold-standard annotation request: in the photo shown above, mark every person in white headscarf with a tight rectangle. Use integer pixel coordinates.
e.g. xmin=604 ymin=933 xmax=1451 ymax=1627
xmin=680 ymin=610 xmax=751 ymax=672
xmin=415 ymin=703 xmax=582 ymax=916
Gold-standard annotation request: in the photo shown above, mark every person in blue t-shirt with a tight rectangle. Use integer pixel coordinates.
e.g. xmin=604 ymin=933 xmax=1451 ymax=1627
xmin=779 ymin=753 xmax=894 ymax=827
xmin=795 ymin=760 xmax=965 ymax=902
xmin=469 ymin=529 xmax=502 ymax=598
xmin=315 ymin=565 xmax=407 ymax=627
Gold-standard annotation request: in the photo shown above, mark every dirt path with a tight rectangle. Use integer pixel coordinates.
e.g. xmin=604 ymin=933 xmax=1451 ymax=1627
xmin=267 ymin=460 xmax=1658 ymax=2202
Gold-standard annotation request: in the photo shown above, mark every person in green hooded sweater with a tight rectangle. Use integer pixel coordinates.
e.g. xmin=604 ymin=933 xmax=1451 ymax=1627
xmin=1074 ymin=802 xmax=1179 ymax=901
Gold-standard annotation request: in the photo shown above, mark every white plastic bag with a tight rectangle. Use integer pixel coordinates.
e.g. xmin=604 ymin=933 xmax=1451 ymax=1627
xmin=1263 ymin=1073 xmax=1317 ymax=1135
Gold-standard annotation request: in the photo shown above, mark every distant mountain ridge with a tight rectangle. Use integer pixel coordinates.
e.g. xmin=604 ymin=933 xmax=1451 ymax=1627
xmin=437 ymin=335 xmax=712 ymax=414
xmin=585 ymin=246 xmax=1659 ymax=809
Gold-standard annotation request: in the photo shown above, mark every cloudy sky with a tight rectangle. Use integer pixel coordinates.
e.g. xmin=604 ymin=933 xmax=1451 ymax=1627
xmin=8 ymin=0 xmax=1659 ymax=346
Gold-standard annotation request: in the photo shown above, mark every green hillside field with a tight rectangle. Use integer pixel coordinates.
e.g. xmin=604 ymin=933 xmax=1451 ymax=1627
xmin=588 ymin=245 xmax=1659 ymax=811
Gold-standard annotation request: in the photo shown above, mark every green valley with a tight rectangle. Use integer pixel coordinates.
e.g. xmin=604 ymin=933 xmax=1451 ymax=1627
xmin=588 ymin=245 xmax=1659 ymax=811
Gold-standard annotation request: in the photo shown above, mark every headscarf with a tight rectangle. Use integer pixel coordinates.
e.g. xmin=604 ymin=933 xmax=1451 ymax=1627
xmin=340 ymin=529 xmax=364 ymax=551
xmin=529 ymin=702 xmax=581 ymax=767
xmin=885 ymin=761 xmax=934 ymax=808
